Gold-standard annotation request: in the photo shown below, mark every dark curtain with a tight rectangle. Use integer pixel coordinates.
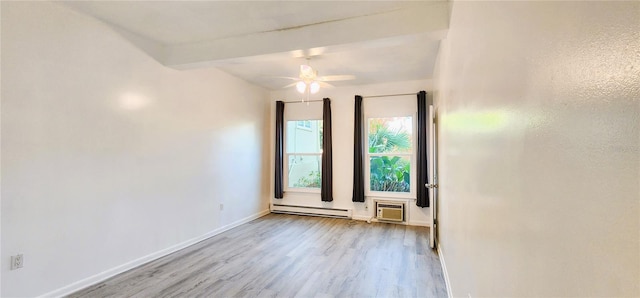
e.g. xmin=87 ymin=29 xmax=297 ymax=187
xmin=321 ymin=98 xmax=333 ymax=202
xmin=416 ymin=91 xmax=430 ymax=207
xmin=352 ymin=95 xmax=365 ymax=202
xmin=274 ymin=101 xmax=285 ymax=199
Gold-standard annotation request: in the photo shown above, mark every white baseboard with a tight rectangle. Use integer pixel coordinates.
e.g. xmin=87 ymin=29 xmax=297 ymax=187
xmin=437 ymin=242 xmax=453 ymax=298
xmin=39 ymin=209 xmax=271 ymax=298
xmin=409 ymin=220 xmax=431 ymax=227
xmin=352 ymin=215 xmax=430 ymax=227
xmin=352 ymin=214 xmax=372 ymax=221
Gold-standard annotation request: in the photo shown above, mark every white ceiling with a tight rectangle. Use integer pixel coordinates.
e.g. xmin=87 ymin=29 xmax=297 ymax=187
xmin=61 ymin=1 xmax=450 ymax=90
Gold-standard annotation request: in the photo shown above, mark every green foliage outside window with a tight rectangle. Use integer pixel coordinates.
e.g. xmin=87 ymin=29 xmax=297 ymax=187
xmin=368 ymin=118 xmax=412 ymax=192
xmin=290 ymin=118 xmax=412 ymax=192
xmin=294 ymin=170 xmax=321 ymax=188
xmin=370 ymin=156 xmax=410 ymax=192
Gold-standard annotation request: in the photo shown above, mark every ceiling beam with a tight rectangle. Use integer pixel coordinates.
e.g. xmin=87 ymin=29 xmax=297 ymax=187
xmin=163 ymin=2 xmax=449 ymax=69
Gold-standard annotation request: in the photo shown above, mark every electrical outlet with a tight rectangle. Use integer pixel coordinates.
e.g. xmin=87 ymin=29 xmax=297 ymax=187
xmin=11 ymin=254 xmax=24 ymax=270
xmin=219 ymin=204 xmax=224 ymax=211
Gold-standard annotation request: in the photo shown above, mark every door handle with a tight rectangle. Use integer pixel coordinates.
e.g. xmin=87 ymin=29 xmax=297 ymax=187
xmin=425 ymin=183 xmax=438 ymax=189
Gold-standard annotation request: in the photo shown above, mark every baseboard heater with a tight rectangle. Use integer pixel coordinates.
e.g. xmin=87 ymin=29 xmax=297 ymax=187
xmin=271 ymin=204 xmax=352 ymax=219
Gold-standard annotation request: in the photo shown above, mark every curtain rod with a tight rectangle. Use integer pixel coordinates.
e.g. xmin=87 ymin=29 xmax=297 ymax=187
xmin=282 ymin=99 xmax=324 ymax=104
xmin=362 ymin=92 xmax=416 ymax=99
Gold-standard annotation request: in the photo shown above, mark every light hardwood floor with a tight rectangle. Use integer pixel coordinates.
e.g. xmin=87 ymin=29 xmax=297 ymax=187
xmin=69 ymin=213 xmax=447 ymax=298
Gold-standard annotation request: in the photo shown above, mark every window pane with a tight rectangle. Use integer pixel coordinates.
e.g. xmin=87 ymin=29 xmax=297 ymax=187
xmin=288 ymin=155 xmax=321 ymax=188
xmin=287 ymin=120 xmax=322 ymax=153
xmin=369 ymin=156 xmax=410 ymax=192
xmin=296 ymin=120 xmax=311 ymax=129
xmin=368 ymin=117 xmax=412 ymax=153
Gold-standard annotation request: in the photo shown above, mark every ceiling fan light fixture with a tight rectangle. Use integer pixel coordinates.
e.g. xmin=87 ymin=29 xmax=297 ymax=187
xmin=309 ymin=81 xmax=320 ymax=94
xmin=300 ymin=65 xmax=313 ymax=76
xmin=277 ymin=60 xmax=353 ymax=94
xmin=296 ymin=81 xmax=306 ymax=93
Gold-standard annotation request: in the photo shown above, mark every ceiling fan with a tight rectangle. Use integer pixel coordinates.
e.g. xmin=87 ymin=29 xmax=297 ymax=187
xmin=279 ymin=60 xmax=355 ymax=95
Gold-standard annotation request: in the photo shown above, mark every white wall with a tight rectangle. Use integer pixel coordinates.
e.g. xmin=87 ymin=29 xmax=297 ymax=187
xmin=270 ymin=80 xmax=433 ymax=226
xmin=434 ymin=1 xmax=640 ymax=297
xmin=1 ymin=2 xmax=270 ymax=297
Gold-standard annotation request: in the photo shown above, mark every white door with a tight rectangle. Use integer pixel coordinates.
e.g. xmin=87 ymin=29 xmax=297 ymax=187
xmin=428 ymin=104 xmax=437 ymax=249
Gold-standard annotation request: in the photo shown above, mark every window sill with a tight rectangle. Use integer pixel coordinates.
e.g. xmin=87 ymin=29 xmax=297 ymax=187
xmin=365 ymin=192 xmax=415 ymax=201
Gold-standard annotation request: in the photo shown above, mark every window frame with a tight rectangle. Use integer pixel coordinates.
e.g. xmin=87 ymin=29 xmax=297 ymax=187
xmin=284 ymin=119 xmax=322 ymax=193
xmin=364 ymin=114 xmax=416 ymax=199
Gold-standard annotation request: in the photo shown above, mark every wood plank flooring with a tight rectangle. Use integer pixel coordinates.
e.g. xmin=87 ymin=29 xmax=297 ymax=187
xmin=69 ymin=213 xmax=447 ymax=298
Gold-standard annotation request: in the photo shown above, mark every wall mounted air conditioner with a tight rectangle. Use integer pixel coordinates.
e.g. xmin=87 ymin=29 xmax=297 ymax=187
xmin=376 ymin=201 xmax=405 ymax=222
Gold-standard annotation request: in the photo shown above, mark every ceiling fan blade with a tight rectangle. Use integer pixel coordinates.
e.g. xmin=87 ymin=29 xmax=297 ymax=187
xmin=282 ymin=82 xmax=298 ymax=88
xmin=271 ymin=76 xmax=300 ymax=81
xmin=318 ymin=75 xmax=356 ymax=82
xmin=318 ymin=81 xmax=335 ymax=88
xmin=290 ymin=48 xmax=326 ymax=59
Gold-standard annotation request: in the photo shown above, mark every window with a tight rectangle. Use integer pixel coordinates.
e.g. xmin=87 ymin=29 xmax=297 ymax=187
xmin=367 ymin=117 xmax=413 ymax=193
xmin=286 ymin=120 xmax=323 ymax=189
xmin=296 ymin=120 xmax=312 ymax=130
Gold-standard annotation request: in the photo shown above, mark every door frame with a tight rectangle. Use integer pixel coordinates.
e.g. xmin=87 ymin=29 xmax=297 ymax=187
xmin=428 ymin=104 xmax=438 ymax=249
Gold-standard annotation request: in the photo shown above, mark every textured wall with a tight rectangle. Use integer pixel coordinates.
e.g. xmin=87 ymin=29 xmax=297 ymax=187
xmin=1 ymin=2 xmax=270 ymax=296
xmin=435 ymin=1 xmax=639 ymax=296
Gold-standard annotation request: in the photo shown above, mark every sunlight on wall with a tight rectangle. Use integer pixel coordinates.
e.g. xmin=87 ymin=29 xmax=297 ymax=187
xmin=441 ymin=110 xmax=509 ymax=133
xmin=118 ymin=92 xmax=152 ymax=110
